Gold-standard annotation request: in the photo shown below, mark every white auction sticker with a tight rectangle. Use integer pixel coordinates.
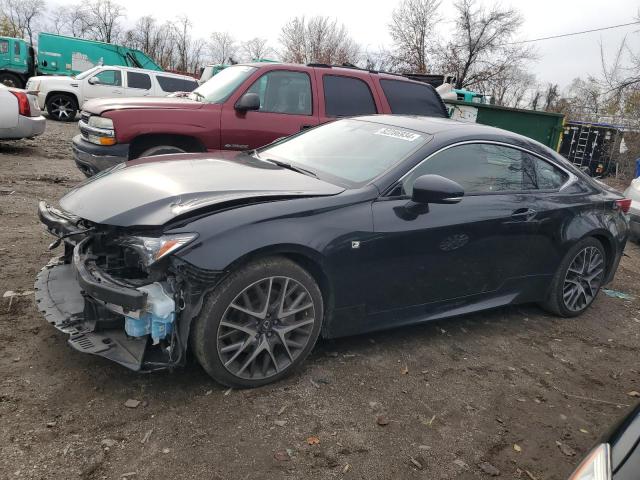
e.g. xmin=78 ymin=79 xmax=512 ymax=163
xmin=374 ymin=127 xmax=421 ymax=142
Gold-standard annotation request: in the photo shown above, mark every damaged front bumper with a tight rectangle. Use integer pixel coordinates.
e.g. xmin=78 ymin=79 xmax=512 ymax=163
xmin=35 ymin=202 xmax=219 ymax=372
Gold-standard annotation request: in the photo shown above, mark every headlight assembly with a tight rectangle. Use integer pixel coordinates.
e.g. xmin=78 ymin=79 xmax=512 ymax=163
xmin=118 ymin=233 xmax=198 ymax=267
xmin=568 ymin=444 xmax=611 ymax=480
xmin=88 ymin=116 xmax=114 ymax=129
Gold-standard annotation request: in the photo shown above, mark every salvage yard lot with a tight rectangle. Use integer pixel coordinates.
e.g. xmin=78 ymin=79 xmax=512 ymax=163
xmin=1 ymin=119 xmax=639 ymax=480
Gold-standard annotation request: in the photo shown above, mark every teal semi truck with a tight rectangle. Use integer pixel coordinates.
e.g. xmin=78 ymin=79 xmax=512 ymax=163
xmin=0 ymin=32 xmax=161 ymax=88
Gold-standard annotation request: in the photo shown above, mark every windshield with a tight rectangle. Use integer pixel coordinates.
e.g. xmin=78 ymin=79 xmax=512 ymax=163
xmin=259 ymin=119 xmax=430 ymax=186
xmin=75 ymin=66 xmax=101 ymax=80
xmin=190 ymin=65 xmax=256 ymax=103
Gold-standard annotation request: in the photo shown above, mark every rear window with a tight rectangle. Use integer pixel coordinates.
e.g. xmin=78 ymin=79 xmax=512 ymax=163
xmin=156 ymin=76 xmax=198 ymax=93
xmin=380 ymin=79 xmax=447 ymax=117
xmin=323 ymin=75 xmax=377 ymax=117
xmin=127 ymin=71 xmax=151 ymax=90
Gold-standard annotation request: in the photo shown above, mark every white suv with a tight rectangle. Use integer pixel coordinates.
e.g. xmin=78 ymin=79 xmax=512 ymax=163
xmin=26 ymin=66 xmax=198 ymax=121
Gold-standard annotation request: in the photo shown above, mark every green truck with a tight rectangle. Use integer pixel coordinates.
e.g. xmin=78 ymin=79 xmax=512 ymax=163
xmin=0 ymin=33 xmax=161 ymax=88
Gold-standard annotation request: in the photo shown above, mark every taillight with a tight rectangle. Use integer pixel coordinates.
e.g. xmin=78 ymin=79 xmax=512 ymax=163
xmin=9 ymin=90 xmax=31 ymax=116
xmin=616 ymin=198 xmax=631 ymax=214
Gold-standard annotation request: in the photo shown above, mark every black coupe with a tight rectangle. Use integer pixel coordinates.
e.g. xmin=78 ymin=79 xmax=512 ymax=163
xmin=36 ymin=115 xmax=629 ymax=387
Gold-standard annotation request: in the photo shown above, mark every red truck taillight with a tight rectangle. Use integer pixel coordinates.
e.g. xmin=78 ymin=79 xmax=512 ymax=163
xmin=10 ymin=90 xmax=31 ymax=117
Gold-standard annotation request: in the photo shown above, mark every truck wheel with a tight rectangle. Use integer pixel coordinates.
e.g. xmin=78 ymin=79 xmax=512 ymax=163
xmin=139 ymin=145 xmax=186 ymax=158
xmin=0 ymin=73 xmax=23 ymax=88
xmin=192 ymin=256 xmax=324 ymax=388
xmin=46 ymin=94 xmax=78 ymax=122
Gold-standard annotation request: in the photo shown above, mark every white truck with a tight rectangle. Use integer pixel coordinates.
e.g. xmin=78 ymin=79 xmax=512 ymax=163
xmin=26 ymin=65 xmax=198 ymax=121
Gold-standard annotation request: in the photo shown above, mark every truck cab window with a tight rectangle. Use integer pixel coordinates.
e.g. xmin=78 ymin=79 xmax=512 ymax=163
xmin=0 ymin=40 xmax=8 ymax=54
xmin=245 ymin=70 xmax=312 ymax=115
xmin=95 ymin=70 xmax=122 ymax=87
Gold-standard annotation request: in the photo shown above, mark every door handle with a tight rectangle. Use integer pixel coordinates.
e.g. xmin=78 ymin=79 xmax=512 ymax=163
xmin=511 ymin=208 xmax=537 ymax=220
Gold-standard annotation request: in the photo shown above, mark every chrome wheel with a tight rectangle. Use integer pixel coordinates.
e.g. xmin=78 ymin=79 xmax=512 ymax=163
xmin=50 ymin=97 xmax=74 ymax=120
xmin=217 ymin=276 xmax=316 ymax=380
xmin=562 ymin=246 xmax=604 ymax=312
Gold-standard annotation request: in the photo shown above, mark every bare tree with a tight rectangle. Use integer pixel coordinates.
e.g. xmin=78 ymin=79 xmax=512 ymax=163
xmin=543 ymin=83 xmax=559 ymax=111
xmin=1 ymin=0 xmax=45 ymax=45
xmin=84 ymin=0 xmax=125 ymax=43
xmin=436 ymin=0 xmax=533 ymax=89
xmin=388 ymin=0 xmax=441 ymax=73
xmin=280 ymin=16 xmax=359 ymax=65
xmin=477 ymin=65 xmax=535 ymax=108
xmin=241 ymin=37 xmax=274 ymax=61
xmin=208 ymin=31 xmax=237 ymax=64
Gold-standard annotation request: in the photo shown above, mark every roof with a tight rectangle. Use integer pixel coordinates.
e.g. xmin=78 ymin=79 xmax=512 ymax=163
xmin=353 ymin=114 xmax=507 ymax=135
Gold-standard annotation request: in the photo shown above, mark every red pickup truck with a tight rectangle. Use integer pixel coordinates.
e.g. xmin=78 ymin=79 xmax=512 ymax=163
xmin=73 ymin=62 xmax=448 ymax=176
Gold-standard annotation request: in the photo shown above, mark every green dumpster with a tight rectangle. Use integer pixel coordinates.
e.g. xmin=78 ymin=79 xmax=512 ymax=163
xmin=445 ymin=99 xmax=565 ymax=150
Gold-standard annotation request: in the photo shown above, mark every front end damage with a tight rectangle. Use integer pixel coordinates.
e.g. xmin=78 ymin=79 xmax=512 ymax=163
xmin=35 ymin=201 xmax=220 ymax=372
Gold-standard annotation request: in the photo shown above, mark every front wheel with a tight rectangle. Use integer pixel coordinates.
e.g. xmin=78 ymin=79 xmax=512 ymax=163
xmin=541 ymin=237 xmax=607 ymax=317
xmin=0 ymin=72 xmax=23 ymax=88
xmin=46 ymin=94 xmax=78 ymax=121
xmin=192 ymin=257 xmax=324 ymax=388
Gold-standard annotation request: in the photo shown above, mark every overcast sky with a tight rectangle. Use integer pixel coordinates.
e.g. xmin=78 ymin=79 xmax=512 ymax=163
xmin=56 ymin=0 xmax=639 ymax=88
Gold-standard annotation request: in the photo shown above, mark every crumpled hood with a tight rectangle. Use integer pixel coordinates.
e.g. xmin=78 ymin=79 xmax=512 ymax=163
xmin=59 ymin=154 xmax=344 ymax=227
xmin=82 ymin=97 xmax=203 ymax=115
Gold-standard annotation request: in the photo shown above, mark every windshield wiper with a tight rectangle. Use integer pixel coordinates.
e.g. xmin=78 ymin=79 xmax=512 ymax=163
xmin=265 ymin=158 xmax=318 ymax=178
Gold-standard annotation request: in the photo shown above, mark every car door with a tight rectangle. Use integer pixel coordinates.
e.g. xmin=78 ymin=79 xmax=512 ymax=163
xmin=220 ymin=69 xmax=319 ymax=150
xmin=366 ymin=142 xmax=563 ymax=315
xmin=83 ymin=69 xmax=124 ymax=102
xmin=124 ymin=71 xmax=152 ymax=98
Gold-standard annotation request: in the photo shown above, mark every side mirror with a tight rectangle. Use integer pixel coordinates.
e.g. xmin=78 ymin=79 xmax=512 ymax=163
xmin=412 ymin=174 xmax=464 ymax=204
xmin=235 ymin=92 xmax=260 ymax=112
xmin=88 ymin=76 xmax=100 ymax=85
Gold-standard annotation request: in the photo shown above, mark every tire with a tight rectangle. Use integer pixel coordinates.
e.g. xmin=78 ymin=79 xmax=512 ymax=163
xmin=0 ymin=72 xmax=23 ymax=88
xmin=46 ymin=94 xmax=78 ymax=122
xmin=540 ymin=237 xmax=607 ymax=317
xmin=138 ymin=145 xmax=186 ymax=158
xmin=192 ymin=256 xmax=324 ymax=388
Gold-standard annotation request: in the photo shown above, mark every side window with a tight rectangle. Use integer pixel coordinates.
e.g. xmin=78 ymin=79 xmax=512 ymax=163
xmin=531 ymin=156 xmax=568 ymax=189
xmin=323 ymin=75 xmax=377 ymax=117
xmin=0 ymin=40 xmax=8 ymax=54
xmin=401 ymin=143 xmax=540 ymax=196
xmin=156 ymin=76 xmax=199 ymax=93
xmin=14 ymin=41 xmax=20 ymax=56
xmin=380 ymin=79 xmax=447 ymax=117
xmin=95 ymin=70 xmax=122 ymax=87
xmin=245 ymin=70 xmax=312 ymax=115
xmin=127 ymin=71 xmax=151 ymax=90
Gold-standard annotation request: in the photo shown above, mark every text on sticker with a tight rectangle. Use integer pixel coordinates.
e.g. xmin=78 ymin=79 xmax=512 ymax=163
xmin=374 ymin=127 xmax=421 ymax=142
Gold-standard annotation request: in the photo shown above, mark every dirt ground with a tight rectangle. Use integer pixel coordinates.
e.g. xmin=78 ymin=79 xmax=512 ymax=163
xmin=1 ymin=119 xmax=639 ymax=480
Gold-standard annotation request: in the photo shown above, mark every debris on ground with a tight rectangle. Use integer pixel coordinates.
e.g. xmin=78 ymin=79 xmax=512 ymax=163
xmin=409 ymin=456 xmax=425 ymax=470
xmin=376 ymin=415 xmax=389 ymax=426
xmin=453 ymin=458 xmax=469 ymax=469
xmin=478 ymin=461 xmax=500 ymax=476
xmin=602 ymin=288 xmax=635 ymax=300
xmin=513 ymin=444 xmax=522 ymax=452
xmin=141 ymin=429 xmax=153 ymax=444
xmin=556 ymin=441 xmax=576 ymax=456
xmin=101 ymin=439 xmax=118 ymax=448
xmin=274 ymin=450 xmax=291 ymax=461
xmin=306 ymin=436 xmax=320 ymax=445
xmin=274 ymin=420 xmax=287 ymax=427
xmin=124 ymin=399 xmax=141 ymax=409
xmin=627 ymin=391 xmax=640 ymax=398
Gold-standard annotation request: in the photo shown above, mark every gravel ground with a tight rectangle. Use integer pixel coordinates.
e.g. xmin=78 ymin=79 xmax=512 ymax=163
xmin=1 ymin=119 xmax=639 ymax=480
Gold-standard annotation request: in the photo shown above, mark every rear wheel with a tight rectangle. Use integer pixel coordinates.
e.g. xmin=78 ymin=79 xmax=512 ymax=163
xmin=0 ymin=72 xmax=23 ymax=88
xmin=46 ymin=94 xmax=78 ymax=121
xmin=541 ymin=237 xmax=607 ymax=317
xmin=192 ymin=257 xmax=323 ymax=388
xmin=139 ymin=145 xmax=186 ymax=158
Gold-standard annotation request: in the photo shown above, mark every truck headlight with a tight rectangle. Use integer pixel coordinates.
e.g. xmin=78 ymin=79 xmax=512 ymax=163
xmin=88 ymin=116 xmax=114 ymax=129
xmin=568 ymin=444 xmax=611 ymax=480
xmin=117 ymin=234 xmax=198 ymax=267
